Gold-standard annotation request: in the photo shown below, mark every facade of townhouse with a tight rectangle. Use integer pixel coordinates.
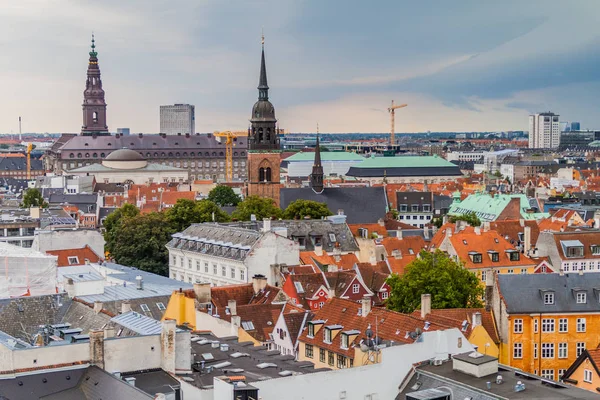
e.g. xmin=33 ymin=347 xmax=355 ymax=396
xmin=562 ymin=349 xmax=600 ymax=392
xmin=536 ymin=230 xmax=600 ymax=273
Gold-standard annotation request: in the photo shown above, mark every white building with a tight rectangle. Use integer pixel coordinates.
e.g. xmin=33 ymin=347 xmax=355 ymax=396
xmin=529 ymin=112 xmax=560 ymax=148
xmin=167 ymin=222 xmax=300 ymax=286
xmin=0 ymin=242 xmax=57 ymax=298
xmin=68 ymin=148 xmax=189 ymax=185
xmin=160 ymin=104 xmax=195 ymax=135
xmin=445 ymin=151 xmax=484 ymax=163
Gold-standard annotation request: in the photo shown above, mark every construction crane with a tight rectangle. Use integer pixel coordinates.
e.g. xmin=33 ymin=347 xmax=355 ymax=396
xmin=387 ymin=100 xmax=407 ymax=145
xmin=26 ymin=143 xmax=32 ymax=180
xmin=213 ymin=131 xmax=247 ymax=182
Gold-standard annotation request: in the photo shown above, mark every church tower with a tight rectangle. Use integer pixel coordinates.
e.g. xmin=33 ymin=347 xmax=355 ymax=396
xmin=81 ymin=34 xmax=109 ymax=136
xmin=247 ymin=34 xmax=281 ymax=205
xmin=310 ymin=132 xmax=324 ymax=194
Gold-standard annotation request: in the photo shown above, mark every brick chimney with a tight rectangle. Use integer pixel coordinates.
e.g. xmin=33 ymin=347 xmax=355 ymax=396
xmin=420 ymin=293 xmax=431 ymax=319
xmin=361 ymin=295 xmax=372 ymax=317
xmin=194 ymin=282 xmax=211 ymax=303
xmin=121 ymin=300 xmax=131 ymax=314
xmin=93 ymin=301 xmax=103 ymax=314
xmin=252 ymin=275 xmax=268 ymax=295
xmin=160 ymin=319 xmax=177 ymax=374
xmin=89 ymin=329 xmax=105 ymax=369
xmin=228 ymin=299 xmax=237 ymax=316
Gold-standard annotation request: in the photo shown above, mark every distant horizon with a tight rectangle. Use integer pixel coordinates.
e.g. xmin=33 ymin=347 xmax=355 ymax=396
xmin=0 ymin=1 xmax=598 ymax=133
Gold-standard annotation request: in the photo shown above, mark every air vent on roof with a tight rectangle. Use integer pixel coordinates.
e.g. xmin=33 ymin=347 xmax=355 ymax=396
xmin=201 ymin=353 xmax=214 ymax=360
xmin=211 ymin=341 xmax=220 ymax=348
xmin=257 ymin=363 xmax=277 ymax=369
xmin=212 ymin=361 xmax=232 ymax=369
xmin=230 ymin=352 xmax=249 ymax=358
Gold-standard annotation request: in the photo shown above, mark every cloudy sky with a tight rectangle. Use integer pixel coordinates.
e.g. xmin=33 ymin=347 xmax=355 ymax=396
xmin=1 ymin=0 xmax=599 ymax=134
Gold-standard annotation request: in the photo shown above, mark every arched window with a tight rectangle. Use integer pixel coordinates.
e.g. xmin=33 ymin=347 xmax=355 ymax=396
xmin=258 ymin=128 xmax=264 ymax=142
xmin=234 ymin=152 xmax=238 ymax=156
xmin=219 ymin=152 xmax=224 ymax=157
xmin=241 ymin=152 xmax=246 ymax=156
xmin=183 ymin=152 xmax=188 ymax=157
xmin=69 ymin=153 xmax=74 ymax=159
xmin=146 ymin=153 xmax=151 ymax=157
xmin=154 ymin=152 xmax=159 ymax=157
xmin=205 ymin=152 xmax=210 ymax=157
xmin=259 ymin=168 xmax=265 ymax=182
xmin=85 ymin=153 xmax=90 ymax=158
xmin=92 ymin=153 xmax=97 ymax=158
xmin=176 ymin=152 xmax=180 ymax=157
xmin=266 ymin=128 xmax=271 ymax=141
xmin=100 ymin=153 xmax=105 ymax=158
xmin=266 ymin=167 xmax=272 ymax=182
xmin=92 ymin=111 xmax=98 ymax=123
xmin=212 ymin=152 xmax=216 ymax=157
xmin=168 ymin=152 xmax=173 ymax=157
xmin=190 ymin=152 xmax=195 ymax=157
xmin=77 ymin=153 xmax=82 ymax=159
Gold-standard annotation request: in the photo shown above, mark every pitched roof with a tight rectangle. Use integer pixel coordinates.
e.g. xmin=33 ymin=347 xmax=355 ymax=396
xmin=300 ymin=251 xmax=359 ymax=271
xmin=282 ymin=308 xmax=310 ymax=345
xmin=210 ymin=283 xmax=283 ymax=316
xmin=448 ymin=192 xmax=548 ymax=221
xmin=415 ymin=308 xmax=499 ymax=344
xmin=46 ymin=245 xmax=102 ymax=267
xmin=354 ymin=262 xmax=390 ymax=296
xmin=285 ymin=273 xmax=328 ymax=301
xmin=562 ymin=348 xmax=600 ymax=382
xmin=379 ymin=236 xmax=427 ymax=257
xmin=324 ymin=270 xmax=364 ymax=297
xmin=550 ymin=231 xmax=600 ymax=261
xmin=498 ymin=273 xmax=600 ymax=314
xmin=299 ymin=298 xmax=454 ymax=358
xmin=489 ymin=219 xmax=540 ymax=247
xmin=348 ymin=223 xmax=389 ymax=238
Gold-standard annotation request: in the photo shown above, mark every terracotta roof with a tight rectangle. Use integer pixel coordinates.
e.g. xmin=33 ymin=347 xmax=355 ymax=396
xmin=210 ymin=283 xmax=283 ymax=316
xmin=538 ymin=213 xmax=584 ymax=232
xmin=386 ymin=255 xmax=417 ymax=275
xmin=551 ymin=231 xmax=600 ymax=261
xmin=300 ymin=251 xmax=359 ymax=271
xmin=429 ymin=223 xmax=454 ymax=250
xmin=159 ymin=191 xmax=197 ymax=206
xmin=379 ymin=236 xmax=427 ymax=257
xmin=299 ymin=298 xmax=453 ymax=358
xmin=324 ymin=270 xmax=360 ymax=297
xmin=489 ymin=219 xmax=540 ymax=247
xmin=46 ymin=245 xmax=102 ymax=267
xmin=285 ymin=265 xmax=318 ymax=275
xmin=354 ymin=262 xmax=390 ymax=301
xmin=588 ymin=348 xmax=600 ymax=374
xmin=413 ymin=308 xmax=499 ymax=344
xmin=446 ymin=226 xmax=537 ymax=269
xmin=348 ymin=223 xmax=388 ymax=238
xmin=284 ymin=273 xmax=328 ymax=307
xmin=283 ymin=309 xmax=311 ymax=345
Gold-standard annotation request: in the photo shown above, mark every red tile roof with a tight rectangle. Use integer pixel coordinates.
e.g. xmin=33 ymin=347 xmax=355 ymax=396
xmin=46 ymin=245 xmax=102 ymax=267
xmin=379 ymin=236 xmax=427 ymax=258
xmin=210 ymin=283 xmax=284 ymax=316
xmin=324 ymin=270 xmax=360 ymax=297
xmin=489 ymin=219 xmax=540 ymax=247
xmin=300 ymin=251 xmax=359 ymax=271
xmin=413 ymin=308 xmax=499 ymax=344
xmin=348 ymin=223 xmax=388 ymax=238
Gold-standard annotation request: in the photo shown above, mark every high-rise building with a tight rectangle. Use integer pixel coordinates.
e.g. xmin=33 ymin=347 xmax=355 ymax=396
xmin=528 ymin=112 xmax=560 ymax=149
xmin=247 ymin=34 xmax=281 ymax=205
xmin=160 ymin=104 xmax=195 ymax=135
xmin=571 ymin=121 xmax=581 ymax=131
xmin=81 ymin=35 xmax=109 ymax=136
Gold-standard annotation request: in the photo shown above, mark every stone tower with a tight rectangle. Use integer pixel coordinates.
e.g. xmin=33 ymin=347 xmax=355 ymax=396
xmin=247 ymin=34 xmax=281 ymax=205
xmin=81 ymin=34 xmax=109 ymax=136
xmin=310 ymin=133 xmax=324 ymax=194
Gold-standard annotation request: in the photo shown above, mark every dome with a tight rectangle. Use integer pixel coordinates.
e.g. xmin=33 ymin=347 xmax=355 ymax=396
xmin=105 ymin=148 xmax=145 ymax=161
xmin=251 ymin=100 xmax=276 ymax=121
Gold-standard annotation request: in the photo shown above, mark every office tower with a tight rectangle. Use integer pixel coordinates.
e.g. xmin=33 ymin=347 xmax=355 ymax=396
xmin=160 ymin=104 xmax=195 ymax=135
xmin=528 ymin=112 xmax=560 ymax=149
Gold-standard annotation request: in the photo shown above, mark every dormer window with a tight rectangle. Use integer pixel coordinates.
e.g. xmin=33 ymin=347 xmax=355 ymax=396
xmin=411 ymin=205 xmax=419 ymax=212
xmin=308 ymin=323 xmax=315 ymax=337
xmin=341 ymin=333 xmax=349 ymax=349
xmin=577 ymin=292 xmax=587 ymax=304
xmin=400 ymin=204 xmax=407 ymax=212
xmin=324 ymin=328 xmax=332 ymax=343
xmin=469 ymin=252 xmax=482 ymax=263
xmin=561 ymin=240 xmax=584 ymax=258
xmin=544 ymin=292 xmax=555 ymax=305
xmin=488 ymin=251 xmax=499 ymax=262
xmin=506 ymin=249 xmax=520 ymax=261
xmin=592 ymin=245 xmax=600 ymax=255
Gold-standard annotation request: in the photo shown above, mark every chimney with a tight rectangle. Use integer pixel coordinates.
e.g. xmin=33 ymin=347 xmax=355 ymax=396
xmin=135 ymin=275 xmax=143 ymax=290
xmin=337 ymin=209 xmax=344 ymax=216
xmin=559 ymin=267 xmax=564 ymax=276
xmin=579 ymin=267 xmax=584 ymax=276
xmin=89 ymin=330 xmax=105 ymax=369
xmin=523 ymin=226 xmax=531 ymax=254
xmin=228 ymin=299 xmax=237 ymax=316
xmin=378 ymin=218 xmax=385 ymax=227
xmin=194 ymin=282 xmax=211 ymax=303
xmin=121 ymin=300 xmax=131 ymax=314
xmin=327 ymin=264 xmax=338 ymax=272
xmin=391 ymin=249 xmax=402 ymax=259
xmin=262 ymin=218 xmax=271 ymax=232
xmin=474 ymin=226 xmax=481 ymax=235
xmin=252 ymin=275 xmax=268 ymax=295
xmin=442 ymin=215 xmax=449 ymax=225
xmin=29 ymin=207 xmax=41 ymax=219
xmin=327 ymin=288 xmax=335 ymax=299
xmin=124 ymin=377 xmax=136 ymax=387
xmin=138 ymin=133 xmax=143 ymax=138
xmin=65 ymin=278 xmax=75 ymax=298
xmin=369 ymin=254 xmax=377 ymax=265
xmin=519 ymin=218 xmax=525 ymax=227
xmin=361 ymin=295 xmax=372 ymax=317
xmin=230 ymin=315 xmax=241 ymax=337
xmin=423 ymin=226 xmax=430 ymax=240
xmin=396 ymin=230 xmax=403 ymax=239
xmin=93 ymin=301 xmax=103 ymax=314
xmin=472 ymin=312 xmax=482 ymax=327
xmin=160 ymin=319 xmax=177 ymax=373
xmin=485 ymin=270 xmax=494 ymax=311
xmin=482 ymin=221 xmax=490 ymax=232
xmin=595 ymin=218 xmax=600 ymax=229
xmin=314 ymin=244 xmax=323 ymax=256
xmin=420 ymin=294 xmax=431 ymax=319
xmin=104 ymin=326 xmax=115 ymax=339
xmin=445 ymin=228 xmax=452 ymax=238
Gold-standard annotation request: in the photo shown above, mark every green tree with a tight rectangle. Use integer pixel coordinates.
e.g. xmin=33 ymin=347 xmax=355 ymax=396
xmin=165 ymin=199 xmax=230 ymax=232
xmin=207 ymin=185 xmax=241 ymax=207
xmin=449 ymin=212 xmax=481 ymax=227
xmin=103 ymin=204 xmax=140 ymax=256
xmin=231 ymin=196 xmax=282 ymax=221
xmin=282 ymin=199 xmax=332 ymax=220
xmin=386 ymin=250 xmax=484 ymax=313
xmin=20 ymin=188 xmax=48 ymax=208
xmin=318 ymin=145 xmax=329 ymax=152
xmin=109 ymin=212 xmax=175 ymax=276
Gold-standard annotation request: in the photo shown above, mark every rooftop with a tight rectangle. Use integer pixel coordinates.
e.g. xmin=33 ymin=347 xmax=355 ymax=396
xmin=284 ymin=151 xmax=365 ymax=162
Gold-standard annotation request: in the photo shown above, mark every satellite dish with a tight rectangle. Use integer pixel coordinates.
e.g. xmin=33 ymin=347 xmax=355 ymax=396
xmin=415 ymin=327 xmax=422 ymax=336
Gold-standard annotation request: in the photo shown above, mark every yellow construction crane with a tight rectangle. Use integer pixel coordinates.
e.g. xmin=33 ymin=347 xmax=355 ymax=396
xmin=388 ymin=100 xmax=407 ymax=145
xmin=213 ymin=131 xmax=247 ymax=181
xmin=26 ymin=143 xmax=32 ymax=180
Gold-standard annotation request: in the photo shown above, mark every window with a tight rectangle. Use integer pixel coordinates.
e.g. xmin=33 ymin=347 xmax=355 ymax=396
xmin=542 ymin=319 xmax=555 ymax=333
xmin=534 ymin=319 xmax=538 ymax=333
xmin=592 ymin=245 xmax=600 ymax=255
xmin=544 ymin=292 xmax=555 ymax=305
xmin=241 ymin=321 xmax=255 ymax=330
xmin=221 ymin=266 xmax=226 ymax=277
xmin=140 ymin=304 xmax=150 ymax=312
xmin=341 ymin=333 xmax=349 ymax=349
xmin=513 ymin=319 xmax=523 ymax=333
xmin=471 ymin=253 xmax=482 ymax=263
xmin=541 ymin=369 xmax=554 ymax=380
xmin=324 ymin=328 xmax=332 ymax=343
xmin=328 ymin=351 xmax=334 ymax=366
xmin=541 ymin=343 xmax=554 ymax=358
xmin=337 ymin=354 xmax=346 ymax=368
xmin=352 ymin=284 xmax=360 ymax=294
xmin=195 ymin=261 xmax=200 ymax=271
xmin=558 ymin=369 xmax=567 ymax=380
xmin=411 ymin=205 xmax=419 ymax=212
xmin=240 ymin=270 xmax=245 ymax=281
xmin=481 ymin=270 xmax=487 ymax=282
xmin=558 ymin=343 xmax=567 ymax=359
xmin=584 ymin=369 xmax=593 ymax=383
xmin=188 ymin=259 xmax=192 ymax=269
xmin=308 ymin=324 xmax=315 ymax=337
xmin=490 ymin=252 xmax=499 ymax=262
xmin=534 ymin=343 xmax=538 ymax=358
xmin=67 ymin=256 xmax=79 ymax=265
xmin=507 ymin=269 xmax=514 ymax=274
xmin=423 ymin=204 xmax=431 ymax=212
xmin=509 ymin=251 xmax=520 ymax=261
xmin=566 ymin=246 xmax=584 ymax=258
xmin=577 ymin=318 xmax=586 ymax=332
xmin=305 ymin=344 xmax=313 ymax=358
xmin=381 ymin=291 xmax=388 ymax=299
xmin=400 ymin=204 xmax=407 ymax=212
xmin=577 ymin=292 xmax=587 ymax=304
xmin=577 ymin=342 xmax=586 ymax=357
xmin=230 ymin=268 xmax=235 ymax=279
xmin=204 ymin=262 xmax=209 ymax=273
xmin=156 ymin=302 xmax=166 ymax=311
xmin=513 ymin=343 xmax=522 ymax=359
xmin=213 ymin=264 xmax=217 ymax=275
xmin=319 ymin=348 xmax=325 ymax=363
xmin=559 ymin=318 xmax=568 ymax=332
xmin=520 ymin=269 xmax=527 ymax=274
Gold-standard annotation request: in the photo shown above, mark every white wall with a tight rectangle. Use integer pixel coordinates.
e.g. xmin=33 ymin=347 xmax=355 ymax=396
xmin=272 ymin=312 xmax=296 ymax=357
xmin=104 ymin=335 xmax=162 ymax=373
xmin=33 ymin=229 xmax=105 ymax=259
xmin=195 ymin=311 xmax=237 ymax=338
xmin=0 ymin=343 xmax=90 ymax=376
xmin=246 ymin=232 xmax=299 ymax=285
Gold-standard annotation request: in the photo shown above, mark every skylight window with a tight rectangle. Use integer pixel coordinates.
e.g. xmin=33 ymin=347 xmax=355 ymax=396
xmin=241 ymin=321 xmax=255 ymax=330
xmin=140 ymin=304 xmax=150 ymax=312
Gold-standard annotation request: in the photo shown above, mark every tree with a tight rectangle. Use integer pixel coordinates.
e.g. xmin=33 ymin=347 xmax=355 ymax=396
xmin=103 ymin=204 xmax=140 ymax=256
xmin=282 ymin=199 xmax=332 ymax=220
xmin=318 ymin=145 xmax=329 ymax=152
xmin=449 ymin=212 xmax=481 ymax=227
xmin=109 ymin=212 xmax=175 ymax=276
xmin=207 ymin=185 xmax=241 ymax=207
xmin=20 ymin=188 xmax=48 ymax=208
xmin=386 ymin=250 xmax=484 ymax=313
xmin=165 ymin=199 xmax=229 ymax=232
xmin=231 ymin=196 xmax=282 ymax=221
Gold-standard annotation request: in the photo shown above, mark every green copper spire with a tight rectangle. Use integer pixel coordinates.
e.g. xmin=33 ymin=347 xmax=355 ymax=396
xmin=89 ymin=33 xmax=97 ymax=58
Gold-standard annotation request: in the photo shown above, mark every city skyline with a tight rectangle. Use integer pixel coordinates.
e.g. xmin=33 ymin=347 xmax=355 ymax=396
xmin=1 ymin=0 xmax=599 ymax=134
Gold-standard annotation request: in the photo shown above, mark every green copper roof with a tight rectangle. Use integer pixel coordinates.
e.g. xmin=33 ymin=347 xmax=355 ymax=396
xmin=353 ymin=155 xmax=456 ymax=168
xmin=284 ymin=151 xmax=365 ymax=162
xmin=448 ymin=192 xmax=549 ymax=222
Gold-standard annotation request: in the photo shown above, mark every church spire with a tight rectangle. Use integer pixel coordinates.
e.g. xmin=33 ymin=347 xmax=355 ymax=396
xmin=81 ymin=34 xmax=109 ymax=136
xmin=258 ymin=31 xmax=269 ymax=101
xmin=310 ymin=126 xmax=324 ymax=194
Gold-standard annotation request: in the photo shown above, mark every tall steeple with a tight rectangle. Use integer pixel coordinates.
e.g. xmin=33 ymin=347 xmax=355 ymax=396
xmin=81 ymin=34 xmax=109 ymax=136
xmin=310 ymin=127 xmax=324 ymax=194
xmin=249 ymin=31 xmax=278 ymax=150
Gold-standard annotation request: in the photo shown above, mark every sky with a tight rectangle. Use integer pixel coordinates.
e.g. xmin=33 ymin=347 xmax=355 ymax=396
xmin=1 ymin=0 xmax=600 ymax=134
